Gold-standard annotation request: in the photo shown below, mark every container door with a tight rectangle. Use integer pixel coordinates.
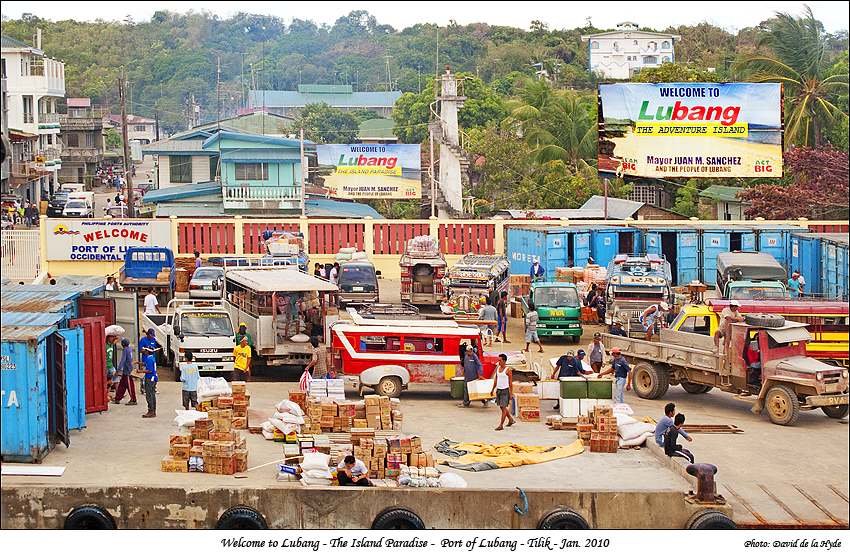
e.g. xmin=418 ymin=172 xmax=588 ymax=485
xmin=741 ymin=232 xmax=757 ymax=251
xmin=70 ymin=316 xmax=109 ymax=413
xmin=645 ymin=231 xmax=662 ymax=256
xmin=701 ymin=231 xmax=730 ymax=285
xmin=107 ymin=290 xmax=139 ymax=344
xmin=791 ymin=236 xmax=820 ymax=296
xmin=758 ymin=230 xmax=788 ymax=266
xmin=573 ymin=232 xmax=591 ymax=267
xmin=546 ymin=230 xmax=568 ymax=279
xmin=507 ymin=228 xmax=543 ymax=276
xmin=77 ymin=297 xmax=116 ymax=325
xmin=677 ymin=232 xmax=699 ymax=284
xmin=591 ymin=230 xmax=618 ymax=268
xmin=837 ymin=243 xmax=848 ymax=301
xmin=47 ymin=333 xmax=70 ymax=448
xmin=58 ymin=328 xmax=86 ymax=431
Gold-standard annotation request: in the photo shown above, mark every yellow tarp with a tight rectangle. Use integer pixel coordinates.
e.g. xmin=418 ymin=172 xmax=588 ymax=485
xmin=445 ymin=439 xmax=584 ymax=468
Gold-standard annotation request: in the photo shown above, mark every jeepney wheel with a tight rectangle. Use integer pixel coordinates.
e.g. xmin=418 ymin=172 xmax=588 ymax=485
xmin=376 ymin=376 xmax=402 ymax=398
xmin=765 ymin=384 xmax=800 ymax=426
xmin=632 ymin=362 xmax=669 ymax=400
xmin=681 ymin=382 xmax=713 ymax=394
xmin=822 ymin=404 xmax=849 ymax=419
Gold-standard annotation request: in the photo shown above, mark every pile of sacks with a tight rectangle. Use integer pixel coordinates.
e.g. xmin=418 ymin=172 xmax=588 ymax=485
xmin=299 ymin=451 xmax=335 ymax=486
xmin=405 ymin=235 xmax=439 ymax=255
xmin=335 ymin=247 xmax=368 ymax=263
xmin=259 ymin=399 xmax=306 ymax=440
xmin=614 ymin=405 xmax=656 ymax=447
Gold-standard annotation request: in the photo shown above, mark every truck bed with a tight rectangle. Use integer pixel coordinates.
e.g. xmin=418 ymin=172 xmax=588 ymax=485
xmin=603 ymin=329 xmax=720 ymax=373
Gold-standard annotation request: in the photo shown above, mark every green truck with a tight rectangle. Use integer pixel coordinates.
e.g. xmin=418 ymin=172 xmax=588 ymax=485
xmin=521 ymin=282 xmax=583 ymax=343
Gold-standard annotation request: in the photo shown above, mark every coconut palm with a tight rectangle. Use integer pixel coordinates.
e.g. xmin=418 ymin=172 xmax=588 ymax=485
xmin=735 ymin=6 xmax=849 ymax=148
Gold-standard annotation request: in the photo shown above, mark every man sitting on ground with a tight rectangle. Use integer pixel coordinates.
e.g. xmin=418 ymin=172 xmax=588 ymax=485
xmin=337 ymin=455 xmax=372 ymax=487
xmin=655 ymin=402 xmax=692 ymax=447
xmin=663 ymin=413 xmax=695 ymax=464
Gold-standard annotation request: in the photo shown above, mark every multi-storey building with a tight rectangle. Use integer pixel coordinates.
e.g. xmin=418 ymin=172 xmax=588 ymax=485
xmin=59 ymin=98 xmax=106 ymax=186
xmin=581 ymin=23 xmax=680 ymax=80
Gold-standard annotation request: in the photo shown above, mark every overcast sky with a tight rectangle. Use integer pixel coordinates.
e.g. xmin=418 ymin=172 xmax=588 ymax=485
xmin=2 ymin=1 xmax=848 ymax=33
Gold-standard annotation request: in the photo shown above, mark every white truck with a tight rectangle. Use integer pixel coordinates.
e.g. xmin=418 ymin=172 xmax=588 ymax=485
xmin=141 ymin=299 xmax=236 ymax=380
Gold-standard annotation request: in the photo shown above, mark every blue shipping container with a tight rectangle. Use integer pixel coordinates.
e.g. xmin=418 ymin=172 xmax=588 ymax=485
xmin=790 ymin=233 xmax=823 ymax=296
xmin=506 ymin=227 xmax=592 ymax=278
xmin=698 ymin=226 xmax=757 ymax=285
xmin=756 ymin=225 xmax=803 ymax=268
xmin=641 ymin=228 xmax=699 ymax=286
xmin=1 ymin=326 xmax=54 ymax=462
xmin=590 ymin=228 xmax=640 ymax=268
xmin=0 ymin=290 xmax=81 ymax=320
xmin=58 ymin=327 xmax=86 ymax=431
xmin=820 ymin=234 xmax=849 ymax=301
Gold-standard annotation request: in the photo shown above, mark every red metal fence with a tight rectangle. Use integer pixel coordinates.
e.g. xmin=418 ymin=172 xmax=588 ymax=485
xmin=308 ymin=222 xmax=365 ymax=254
xmin=439 ymin=223 xmax=496 ymax=255
xmin=808 ymin=223 xmax=849 ymax=233
xmin=178 ymin=222 xmax=236 ymax=254
xmin=373 ymin=223 xmax=431 ymax=255
xmin=242 ymin=221 xmax=300 ymax=254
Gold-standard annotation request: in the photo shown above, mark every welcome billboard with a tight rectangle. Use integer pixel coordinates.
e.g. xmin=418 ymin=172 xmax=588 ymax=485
xmin=598 ymin=83 xmax=783 ymax=178
xmin=316 ymin=144 xmax=421 ymax=199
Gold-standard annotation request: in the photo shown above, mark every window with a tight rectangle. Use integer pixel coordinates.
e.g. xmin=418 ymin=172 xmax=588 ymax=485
xmin=209 ymin=155 xmax=220 ymax=180
xmin=65 ymin=133 xmax=79 ymax=147
xmin=662 ymin=41 xmax=671 ymax=49
xmin=591 ymin=41 xmax=599 ymax=49
xmin=133 ymin=125 xmax=146 ymax=132
xmin=613 ymin=41 xmax=619 ymax=51
xmin=633 ymin=40 xmax=638 ymax=45
xmin=169 ymin=155 xmax=192 ymax=183
xmin=403 ymin=337 xmax=444 ymax=353
xmin=662 ymin=56 xmax=671 ymax=63
xmin=23 ymin=95 xmax=34 ymax=123
xmin=235 ymin=162 xmax=269 ymax=181
xmin=648 ymin=41 xmax=658 ymax=51
xmin=84 ymin=133 xmax=95 ymax=148
xmin=643 ymin=56 xmax=658 ymax=65
xmin=358 ymin=335 xmax=401 ymax=352
xmin=678 ymin=316 xmax=711 ymax=335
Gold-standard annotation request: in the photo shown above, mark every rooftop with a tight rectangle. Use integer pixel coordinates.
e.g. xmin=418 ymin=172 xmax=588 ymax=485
xmin=249 ymin=89 xmax=402 ymax=109
xmin=67 ymin=98 xmax=92 ymax=108
xmin=358 ymin=118 xmax=398 ymax=141
xmin=579 ymin=195 xmax=644 ymax=220
xmin=699 ymin=185 xmax=746 ymax=203
xmin=0 ymin=34 xmax=40 ymax=52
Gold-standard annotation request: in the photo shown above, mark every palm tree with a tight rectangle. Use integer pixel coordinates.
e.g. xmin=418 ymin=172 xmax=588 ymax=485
xmin=735 ymin=6 xmax=849 ymax=148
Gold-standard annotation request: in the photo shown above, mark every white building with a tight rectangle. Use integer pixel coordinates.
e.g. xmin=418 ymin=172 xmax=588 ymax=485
xmin=1 ymin=32 xmax=65 ymax=199
xmin=106 ymin=113 xmax=159 ymax=145
xmin=581 ymin=23 xmax=680 ymax=80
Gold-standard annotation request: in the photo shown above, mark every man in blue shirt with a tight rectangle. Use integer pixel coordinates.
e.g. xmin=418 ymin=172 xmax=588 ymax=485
xmin=654 ymin=402 xmax=692 ymax=447
xmin=180 ymin=351 xmax=200 ymax=410
xmin=552 ymin=351 xmax=590 ymax=410
xmin=141 ymin=352 xmax=158 ymax=418
xmin=461 ymin=346 xmax=486 ymax=408
xmin=529 ymin=260 xmax=546 ymax=281
xmin=787 ymin=272 xmax=801 ymax=297
xmin=139 ymin=329 xmax=159 ymax=360
xmin=598 ymin=348 xmax=631 ymax=404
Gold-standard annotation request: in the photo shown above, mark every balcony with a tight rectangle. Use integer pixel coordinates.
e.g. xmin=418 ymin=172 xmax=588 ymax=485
xmin=61 ymin=146 xmax=104 ymax=162
xmin=59 ymin=114 xmax=104 ymax=130
xmin=223 ymin=185 xmax=301 ymax=211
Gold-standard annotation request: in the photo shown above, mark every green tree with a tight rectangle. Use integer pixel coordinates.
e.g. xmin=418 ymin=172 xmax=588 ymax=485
xmin=635 ymin=63 xmax=721 ymax=83
xmin=104 ymin=128 xmax=123 ymax=149
xmin=672 ymin=179 xmax=700 ymax=217
xmin=734 ymin=6 xmax=849 ymax=147
xmin=295 ymin=103 xmax=359 ymax=143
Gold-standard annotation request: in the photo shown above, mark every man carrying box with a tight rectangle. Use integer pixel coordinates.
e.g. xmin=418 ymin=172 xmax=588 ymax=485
xmin=461 ymin=345 xmax=487 ymax=408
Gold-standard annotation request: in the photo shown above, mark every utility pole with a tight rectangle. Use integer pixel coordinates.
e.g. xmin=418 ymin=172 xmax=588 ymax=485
xmin=429 ymin=128 xmax=435 ymax=218
xmin=154 ymin=112 xmax=160 ymax=141
xmin=216 ymin=54 xmax=222 ymax=124
xmin=603 ymin=178 xmax=609 ymax=220
xmin=299 ymin=128 xmax=306 ymax=217
xmin=384 ymin=55 xmax=393 ymax=92
xmin=118 ymin=70 xmax=135 ymax=218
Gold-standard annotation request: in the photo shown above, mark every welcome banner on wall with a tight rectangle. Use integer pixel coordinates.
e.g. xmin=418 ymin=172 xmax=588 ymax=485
xmin=317 ymin=144 xmax=421 ymax=199
xmin=45 ymin=219 xmax=173 ymax=261
xmin=598 ymin=82 xmax=783 ymax=179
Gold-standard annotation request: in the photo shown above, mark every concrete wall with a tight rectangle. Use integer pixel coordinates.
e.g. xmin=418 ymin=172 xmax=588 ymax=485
xmin=1 ymin=485 xmax=729 ymax=529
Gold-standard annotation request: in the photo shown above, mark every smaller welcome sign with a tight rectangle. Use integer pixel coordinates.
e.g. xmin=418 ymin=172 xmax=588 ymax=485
xmin=45 ymin=219 xmax=173 ymax=261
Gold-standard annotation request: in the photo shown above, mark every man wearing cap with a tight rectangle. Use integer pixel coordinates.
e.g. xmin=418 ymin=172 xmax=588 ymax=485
xmin=587 ymin=332 xmax=607 ymax=373
xmin=139 ymin=328 xmax=159 ymax=360
xmin=529 ymin=260 xmax=546 ymax=282
xmin=639 ymin=302 xmax=669 ymax=341
xmin=598 ymin=348 xmax=631 ymax=404
xmin=552 ymin=351 xmax=589 ymax=410
xmin=234 ymin=322 xmax=254 ymax=348
xmin=576 ymin=349 xmax=593 ymax=373
xmin=714 ymin=300 xmax=744 ymax=353
xmin=609 ymin=319 xmax=628 ymax=337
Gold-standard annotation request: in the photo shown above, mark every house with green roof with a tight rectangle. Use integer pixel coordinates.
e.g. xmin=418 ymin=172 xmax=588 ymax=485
xmin=357 ymin=118 xmax=398 ymax=144
xmin=699 ymin=185 xmax=749 ymax=220
xmin=249 ymin=84 xmax=401 ymax=118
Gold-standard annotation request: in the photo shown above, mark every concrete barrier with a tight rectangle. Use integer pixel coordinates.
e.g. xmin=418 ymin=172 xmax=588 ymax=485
xmin=2 ymin=484 xmax=730 ymax=529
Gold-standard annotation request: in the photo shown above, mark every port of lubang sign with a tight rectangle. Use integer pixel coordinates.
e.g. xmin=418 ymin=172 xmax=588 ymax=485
xmin=45 ymin=219 xmax=173 ymax=261
xmin=317 ymin=144 xmax=421 ymax=199
xmin=598 ymin=83 xmax=783 ymax=178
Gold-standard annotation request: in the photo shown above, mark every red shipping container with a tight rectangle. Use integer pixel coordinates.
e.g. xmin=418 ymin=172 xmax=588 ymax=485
xmin=70 ymin=315 xmax=109 ymax=413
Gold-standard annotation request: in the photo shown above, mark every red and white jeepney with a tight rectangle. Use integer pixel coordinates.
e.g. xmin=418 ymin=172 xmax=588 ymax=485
xmin=330 ymin=310 xmax=496 ymax=397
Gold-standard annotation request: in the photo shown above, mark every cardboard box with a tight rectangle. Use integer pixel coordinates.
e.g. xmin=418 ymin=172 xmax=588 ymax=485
xmin=515 ymin=393 xmax=540 ymax=408
xmin=161 ymin=456 xmax=188 ymax=473
xmin=169 ymin=434 xmax=192 ymax=445
xmin=169 ymin=443 xmax=192 ymax=459
xmin=232 ymin=416 xmax=248 ymax=429
xmin=231 ymin=382 xmax=247 ymax=395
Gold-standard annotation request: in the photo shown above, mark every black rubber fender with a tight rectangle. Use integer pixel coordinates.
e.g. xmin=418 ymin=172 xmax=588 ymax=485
xmin=64 ymin=505 xmax=117 ymax=529
xmin=538 ymin=509 xmax=590 ymax=530
xmin=216 ymin=506 xmax=268 ymax=530
xmin=686 ymin=509 xmax=736 ymax=530
xmin=743 ymin=313 xmax=785 ymax=328
xmin=371 ymin=507 xmax=425 ymax=529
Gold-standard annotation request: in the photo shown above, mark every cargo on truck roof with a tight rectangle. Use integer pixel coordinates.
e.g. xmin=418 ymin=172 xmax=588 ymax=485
xmin=716 ymin=252 xmax=786 ymax=281
xmin=225 ymin=268 xmax=337 ymax=292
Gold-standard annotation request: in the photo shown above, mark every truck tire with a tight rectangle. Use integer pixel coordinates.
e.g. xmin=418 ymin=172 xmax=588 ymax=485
xmin=372 ymin=508 xmax=425 ymax=530
xmin=64 ymin=505 xmax=116 ymax=529
xmin=538 ymin=509 xmax=590 ymax=530
xmin=632 ymin=362 xmax=669 ymax=400
xmin=376 ymin=376 xmax=402 ymax=398
xmin=765 ymin=384 xmax=801 ymax=426
xmin=215 ymin=506 xmax=268 ymax=529
xmin=681 ymin=382 xmax=713 ymax=394
xmin=744 ymin=313 xmax=785 ymax=328
xmin=822 ymin=404 xmax=849 ymax=419
xmin=686 ymin=509 xmax=736 ymax=530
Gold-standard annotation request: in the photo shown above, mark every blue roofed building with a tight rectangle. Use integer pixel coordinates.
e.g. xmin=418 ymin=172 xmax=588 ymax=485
xmin=249 ymin=84 xmax=402 ymax=118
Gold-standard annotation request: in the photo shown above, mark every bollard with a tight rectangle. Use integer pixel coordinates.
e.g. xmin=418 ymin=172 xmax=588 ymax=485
xmin=686 ymin=463 xmax=719 ymax=503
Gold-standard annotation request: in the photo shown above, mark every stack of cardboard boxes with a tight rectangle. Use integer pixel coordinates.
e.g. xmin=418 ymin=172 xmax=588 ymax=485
xmin=197 ymin=381 xmax=251 ymax=430
xmin=514 ymin=393 xmax=541 ymax=422
xmin=160 ymin=420 xmax=249 ymax=474
xmin=309 ymin=378 xmax=345 ymax=400
xmin=584 ymin=406 xmax=619 ymax=453
xmin=303 ymin=395 xmax=403 ymax=434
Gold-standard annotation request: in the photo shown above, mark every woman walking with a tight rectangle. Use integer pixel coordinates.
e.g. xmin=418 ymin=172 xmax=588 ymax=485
xmin=490 ymin=353 xmax=515 ymax=430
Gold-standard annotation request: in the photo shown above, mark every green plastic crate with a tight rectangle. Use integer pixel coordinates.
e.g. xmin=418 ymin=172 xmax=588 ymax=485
xmin=450 ymin=377 xmax=466 ymax=399
xmin=559 ymin=378 xmax=587 ymax=399
xmin=586 ymin=378 xmax=613 ymax=400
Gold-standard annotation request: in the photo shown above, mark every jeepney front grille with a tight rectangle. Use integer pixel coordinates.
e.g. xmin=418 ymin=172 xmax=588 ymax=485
xmin=823 ymin=373 xmax=842 ymax=384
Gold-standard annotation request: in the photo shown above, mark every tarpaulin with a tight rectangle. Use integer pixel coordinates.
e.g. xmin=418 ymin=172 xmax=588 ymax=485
xmin=435 ymin=438 xmax=584 ymax=471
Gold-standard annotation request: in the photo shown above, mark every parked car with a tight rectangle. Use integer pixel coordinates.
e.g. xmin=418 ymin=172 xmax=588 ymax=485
xmin=104 ymin=205 xmax=129 ymax=218
xmin=189 ymin=266 xmax=225 ymax=299
xmin=47 ymin=192 xmax=70 ymax=217
xmin=62 ymin=199 xmax=94 ymax=218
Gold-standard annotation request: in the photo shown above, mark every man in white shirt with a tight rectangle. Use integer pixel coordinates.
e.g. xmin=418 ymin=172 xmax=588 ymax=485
xmin=329 ymin=263 xmax=340 ymax=306
xmin=714 ymin=300 xmax=744 ymax=352
xmin=337 ymin=455 xmax=371 ymax=486
xmin=144 ymin=290 xmax=160 ymax=315
xmin=105 ymin=276 xmax=116 ymax=291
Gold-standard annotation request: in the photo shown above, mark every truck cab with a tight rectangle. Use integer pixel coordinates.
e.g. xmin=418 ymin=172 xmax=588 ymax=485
xmin=716 ymin=251 xmax=787 ymax=299
xmin=605 ymin=253 xmax=673 ymax=328
xmin=141 ymin=299 xmax=236 ymax=379
xmin=521 ymin=282 xmax=582 ymax=343
xmin=119 ymin=247 xmax=176 ymax=304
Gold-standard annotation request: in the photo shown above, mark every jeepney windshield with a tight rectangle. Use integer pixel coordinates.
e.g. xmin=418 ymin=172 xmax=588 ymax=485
xmin=534 ymin=287 xmax=579 ymax=307
xmin=340 ymin=265 xmax=377 ymax=292
xmin=729 ymin=284 xmax=788 ymax=300
xmin=179 ymin=312 xmax=234 ymax=336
